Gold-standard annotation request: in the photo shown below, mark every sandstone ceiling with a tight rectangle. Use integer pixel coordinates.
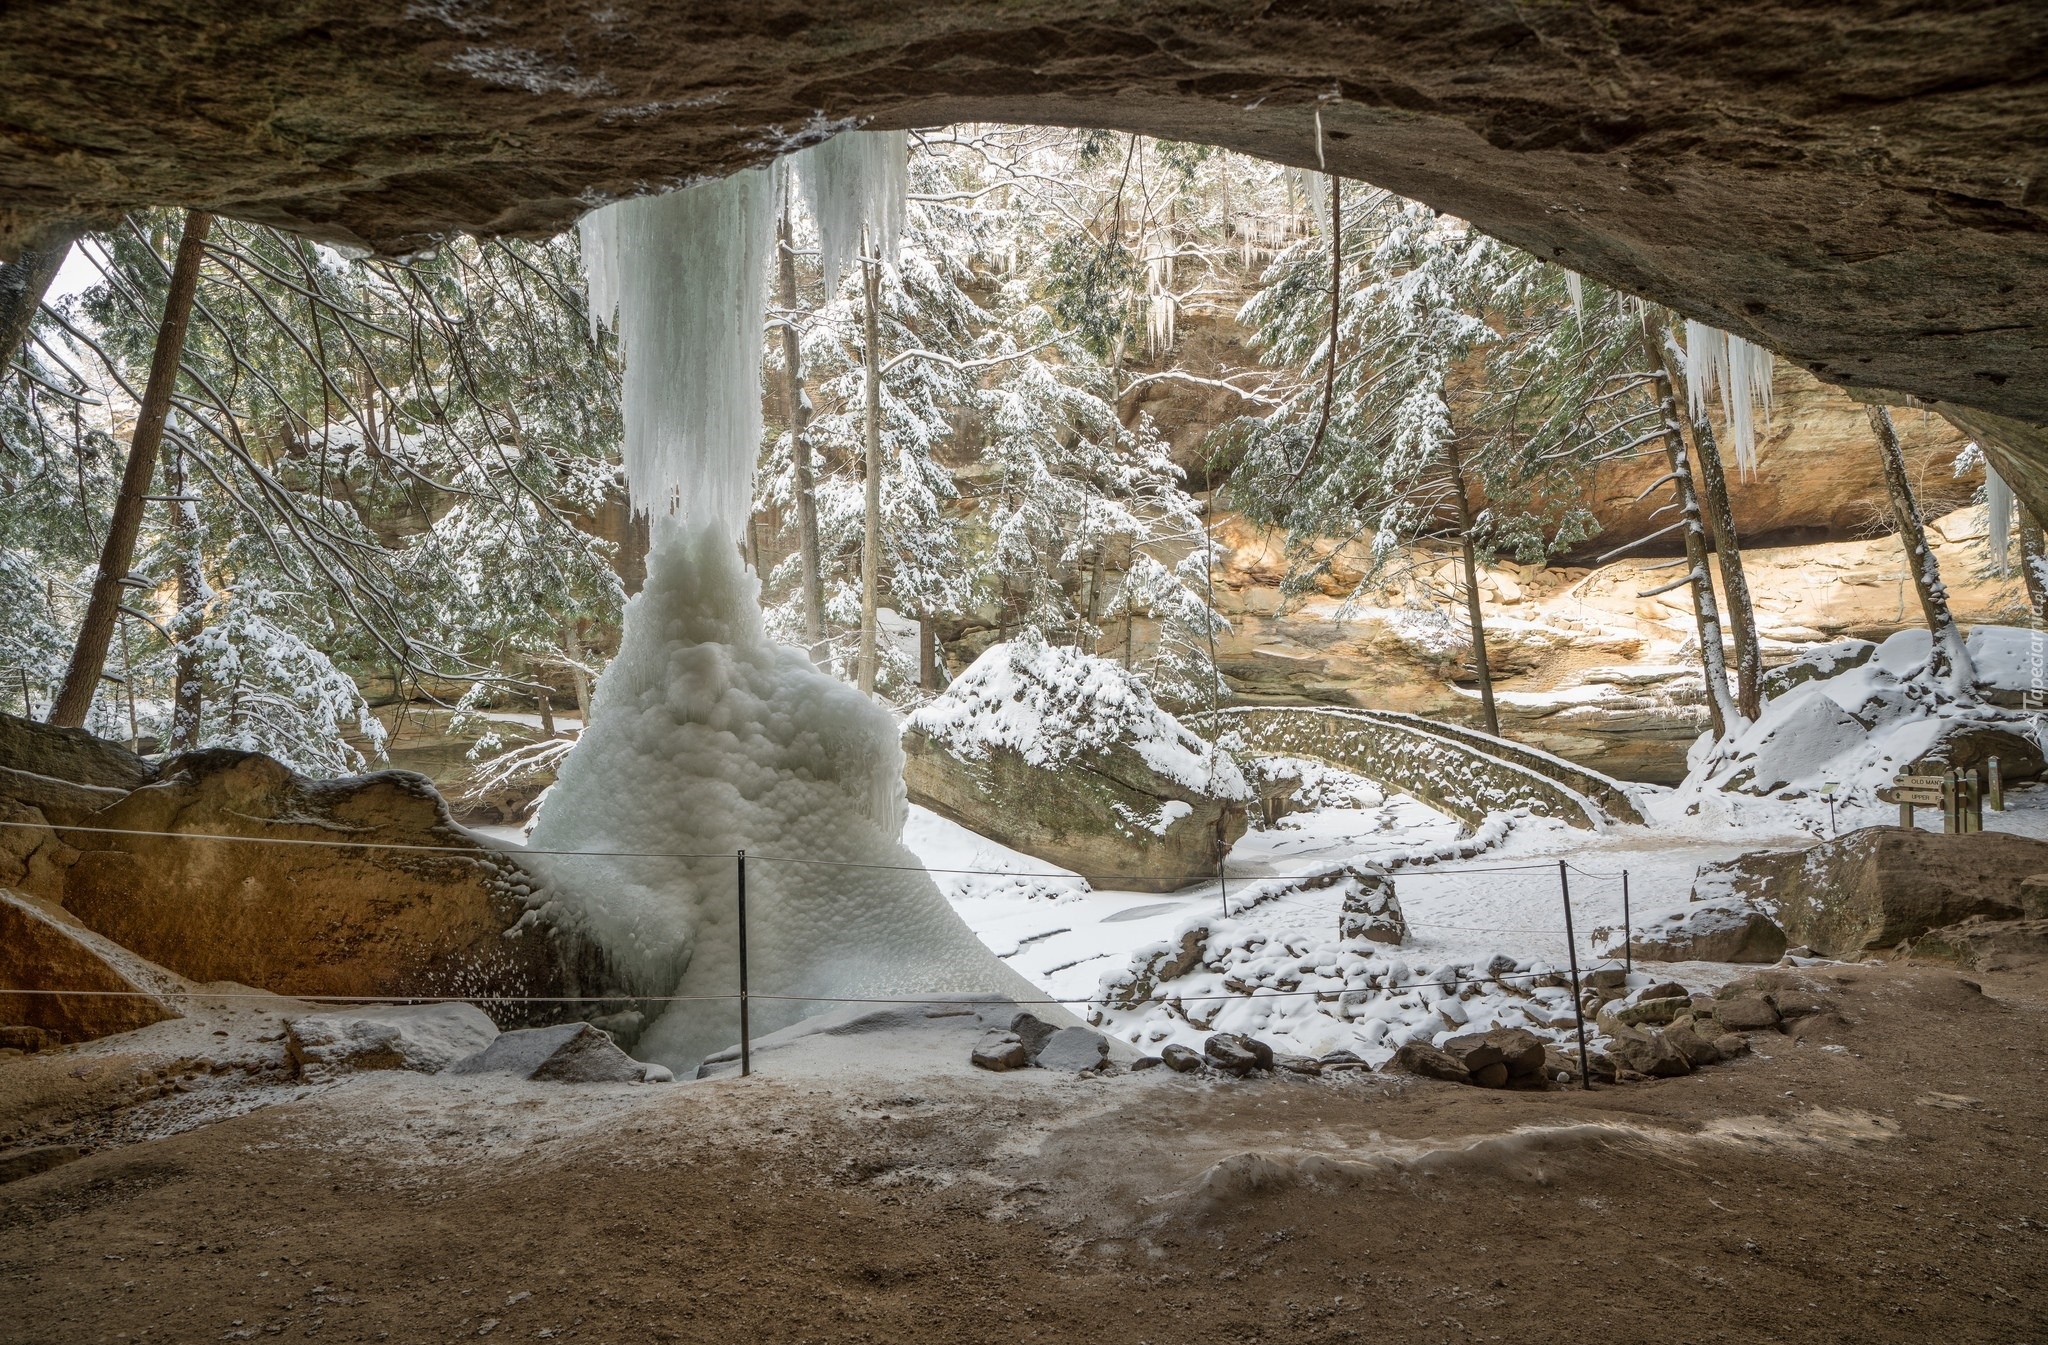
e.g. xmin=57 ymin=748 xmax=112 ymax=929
xmin=4 ymin=1 xmax=2046 ymax=439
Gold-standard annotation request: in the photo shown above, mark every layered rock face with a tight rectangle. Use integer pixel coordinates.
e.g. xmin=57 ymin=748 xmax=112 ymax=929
xmin=4 ymin=3 xmax=2047 ymax=476
xmin=0 ymin=714 xmax=615 ymax=1022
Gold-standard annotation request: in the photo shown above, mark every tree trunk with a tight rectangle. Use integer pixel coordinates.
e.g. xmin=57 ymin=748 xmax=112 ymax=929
xmin=2020 ymin=506 xmax=2048 ymax=624
xmin=1639 ymin=310 xmax=1740 ymax=740
xmin=1868 ymin=403 xmax=1977 ymax=696
xmin=918 ymin=617 xmax=937 ymax=692
xmin=777 ymin=206 xmax=828 ymax=667
xmin=855 ymin=242 xmax=884 ymax=696
xmin=1664 ymin=348 xmax=1763 ymax=719
xmin=1441 ymin=437 xmax=1499 ymax=738
xmin=164 ymin=440 xmax=209 ymax=752
xmin=51 ymin=210 xmax=213 ymax=728
xmin=0 ymin=219 xmax=82 ymax=369
xmin=563 ymin=620 xmax=592 ymax=726
xmin=1086 ymin=543 xmax=1107 ymax=654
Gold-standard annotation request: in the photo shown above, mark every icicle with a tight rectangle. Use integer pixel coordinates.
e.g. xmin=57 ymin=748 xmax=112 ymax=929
xmin=579 ymin=169 xmax=776 ymax=541
xmin=1564 ymin=269 xmax=1583 ymax=317
xmin=1314 ymin=104 xmax=1326 ymax=169
xmin=1723 ymin=333 xmax=1773 ymax=479
xmin=1986 ymin=453 xmax=2014 ymax=576
xmin=794 ymin=129 xmax=908 ymax=297
xmin=1680 ymin=320 xmax=1728 ymax=425
xmin=1292 ymin=168 xmax=1327 ymax=235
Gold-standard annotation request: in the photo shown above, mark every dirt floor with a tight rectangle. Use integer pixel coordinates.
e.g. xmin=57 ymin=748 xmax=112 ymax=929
xmin=1 ymin=962 xmax=2044 ymax=1344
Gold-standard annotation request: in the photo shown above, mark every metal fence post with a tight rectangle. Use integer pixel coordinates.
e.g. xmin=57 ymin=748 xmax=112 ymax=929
xmin=1621 ymin=870 xmax=1632 ymax=980
xmin=1559 ymin=860 xmax=1591 ymax=1091
xmin=737 ymin=848 xmax=751 ymax=1078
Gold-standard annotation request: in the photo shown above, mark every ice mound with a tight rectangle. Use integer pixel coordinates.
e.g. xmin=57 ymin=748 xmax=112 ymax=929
xmin=528 ymin=524 xmax=1043 ymax=1071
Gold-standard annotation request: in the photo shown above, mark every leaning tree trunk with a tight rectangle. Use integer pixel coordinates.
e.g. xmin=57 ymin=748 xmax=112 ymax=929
xmin=2020 ymin=505 xmax=2048 ymax=625
xmin=854 ymin=242 xmax=884 ymax=696
xmin=1659 ymin=343 xmax=1763 ymax=719
xmin=0 ymin=219 xmax=82 ymax=369
xmin=1440 ymin=436 xmax=1499 ymax=738
xmin=777 ymin=207 xmax=829 ymax=669
xmin=1639 ymin=310 xmax=1740 ymax=741
xmin=1868 ymin=403 xmax=1977 ymax=697
xmin=51 ymin=210 xmax=213 ymax=728
xmin=163 ymin=440 xmax=210 ymax=752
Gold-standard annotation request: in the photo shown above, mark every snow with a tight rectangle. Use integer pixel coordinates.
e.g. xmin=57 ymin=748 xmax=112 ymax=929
xmin=906 ymin=631 xmax=1251 ymax=799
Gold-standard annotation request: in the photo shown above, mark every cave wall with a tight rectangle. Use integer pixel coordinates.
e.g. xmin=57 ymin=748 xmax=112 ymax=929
xmin=3 ymin=0 xmax=2045 ymax=440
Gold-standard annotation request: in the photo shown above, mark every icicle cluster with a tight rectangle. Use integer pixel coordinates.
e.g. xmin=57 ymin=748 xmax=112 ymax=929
xmin=1985 ymin=451 xmax=2014 ymax=576
xmin=1679 ymin=320 xmax=1776 ymax=478
xmin=794 ymin=129 xmax=908 ymax=297
xmin=1146 ymin=243 xmax=1177 ymax=355
xmin=1563 ymin=269 xmax=1584 ymax=317
xmin=579 ymin=172 xmax=776 ymax=540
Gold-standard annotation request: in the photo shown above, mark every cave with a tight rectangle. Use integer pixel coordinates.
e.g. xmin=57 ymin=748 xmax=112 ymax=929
xmin=6 ymin=1 xmax=2046 ymax=503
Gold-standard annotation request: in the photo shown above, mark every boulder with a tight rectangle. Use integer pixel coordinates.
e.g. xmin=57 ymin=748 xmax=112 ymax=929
xmin=1130 ymin=1055 xmax=1165 ymax=1071
xmin=444 ymin=1022 xmax=653 ymax=1083
xmin=1035 ymin=1026 xmax=1112 ymax=1074
xmin=1609 ymin=898 xmax=1788 ymax=965
xmin=1904 ymin=916 xmax=2048 ymax=973
xmin=1442 ymin=1026 xmax=1546 ymax=1083
xmin=1336 ymin=866 xmax=1407 ymax=945
xmin=1693 ymin=827 xmax=2042 ymax=957
xmin=970 ymin=1030 xmax=1031 ymax=1072
xmin=1382 ymin=1041 xmax=1471 ymax=1084
xmin=900 ymin=635 xmax=1251 ymax=892
xmin=1009 ymin=1012 xmax=1058 ymax=1059
xmin=1105 ymin=927 xmax=1210 ymax=1009
xmin=1160 ymin=1042 xmax=1205 ymax=1073
xmin=1 ymin=746 xmax=616 ymax=1021
xmin=1603 ymin=1027 xmax=1692 ymax=1078
xmin=285 ymin=1002 xmax=499 ymax=1080
xmin=1272 ymin=1053 xmax=1323 ymax=1076
xmin=1663 ymin=1022 xmax=1724 ymax=1068
xmin=1596 ymin=991 xmax=1692 ymax=1034
xmin=1761 ymin=641 xmax=1875 ymax=701
xmin=1203 ymin=1032 xmax=1270 ymax=1076
xmin=0 ymin=888 xmax=183 ymax=1044
xmin=1712 ymin=994 xmax=1783 ymax=1033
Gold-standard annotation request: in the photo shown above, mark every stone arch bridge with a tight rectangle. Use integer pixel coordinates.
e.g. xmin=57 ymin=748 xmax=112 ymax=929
xmin=1195 ymin=705 xmax=1645 ymax=833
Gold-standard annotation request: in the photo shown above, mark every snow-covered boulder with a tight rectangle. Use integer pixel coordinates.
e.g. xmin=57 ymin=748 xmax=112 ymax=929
xmin=286 ymin=1002 xmax=499 ymax=1080
xmin=902 ymin=633 xmax=1252 ymax=891
xmin=1606 ymin=897 xmax=1787 ymax=964
xmin=1761 ymin=640 xmax=1875 ymax=701
xmin=1336 ymin=867 xmax=1407 ymax=945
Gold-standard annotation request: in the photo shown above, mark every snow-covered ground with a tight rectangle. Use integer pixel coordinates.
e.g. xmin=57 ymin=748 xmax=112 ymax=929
xmin=909 ymin=766 xmax=2048 ymax=1067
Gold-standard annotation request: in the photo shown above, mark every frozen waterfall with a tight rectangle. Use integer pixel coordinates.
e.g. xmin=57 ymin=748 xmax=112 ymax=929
xmin=534 ymin=134 xmax=1043 ymax=1072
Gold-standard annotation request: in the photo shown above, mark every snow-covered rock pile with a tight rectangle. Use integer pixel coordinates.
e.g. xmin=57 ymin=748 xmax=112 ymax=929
xmin=1686 ymin=627 xmax=2043 ymax=805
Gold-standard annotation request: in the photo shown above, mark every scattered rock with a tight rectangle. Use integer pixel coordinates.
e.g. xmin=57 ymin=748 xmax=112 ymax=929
xmin=445 ymin=1023 xmax=651 ymax=1084
xmin=1202 ymin=1032 xmax=1270 ymax=1076
xmin=1382 ymin=1041 xmax=1471 ymax=1084
xmin=970 ymin=1031 xmax=1031 ymax=1072
xmin=1603 ymin=1027 xmax=1692 ymax=1078
xmin=1442 ymin=1027 xmax=1547 ymax=1086
xmin=1610 ymin=898 xmax=1788 ymax=964
xmin=1104 ymin=928 xmax=1209 ymax=1009
xmin=1663 ymin=1022 xmax=1723 ymax=1068
xmin=1693 ymin=827 xmax=2044 ymax=957
xmin=1272 ymin=1054 xmax=1323 ymax=1076
xmin=1587 ymin=964 xmax=1628 ymax=992
xmin=1009 ymin=1012 xmax=1058 ymax=1059
xmin=0 ymin=888 xmax=184 ymax=1044
xmin=1336 ymin=865 xmax=1407 ymax=945
xmin=1711 ymin=992 xmax=1783 ymax=1032
xmin=1714 ymin=1033 xmax=1751 ymax=1058
xmin=1130 ymin=1055 xmax=1165 ymax=1071
xmin=1035 ymin=1026 xmax=1114 ymax=1074
xmin=286 ymin=1002 xmax=499 ymax=1080
xmin=1541 ymin=1042 xmax=1614 ymax=1084
xmin=1596 ymin=992 xmax=1692 ymax=1034
xmin=1160 ymin=1043 xmax=1205 ymax=1073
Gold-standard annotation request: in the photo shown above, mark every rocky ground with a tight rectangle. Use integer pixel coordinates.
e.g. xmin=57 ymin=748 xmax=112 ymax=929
xmin=1 ymin=959 xmax=2041 ymax=1344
